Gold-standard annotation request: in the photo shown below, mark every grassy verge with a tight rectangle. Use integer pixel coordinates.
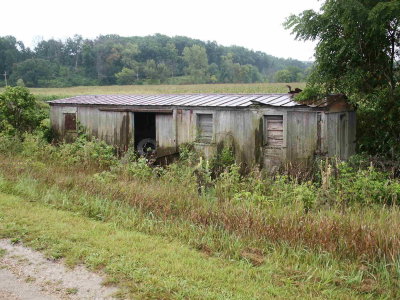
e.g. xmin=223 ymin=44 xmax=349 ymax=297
xmin=0 ymin=191 xmax=366 ymax=299
xmin=0 ymin=155 xmax=397 ymax=299
xmin=11 ymin=82 xmax=306 ymax=97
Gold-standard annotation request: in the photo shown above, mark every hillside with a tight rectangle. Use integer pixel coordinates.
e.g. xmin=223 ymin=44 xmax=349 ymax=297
xmin=0 ymin=34 xmax=312 ymax=88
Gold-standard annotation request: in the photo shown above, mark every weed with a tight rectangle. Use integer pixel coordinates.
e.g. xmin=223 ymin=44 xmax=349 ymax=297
xmin=66 ymin=287 xmax=78 ymax=295
xmin=10 ymin=237 xmax=20 ymax=244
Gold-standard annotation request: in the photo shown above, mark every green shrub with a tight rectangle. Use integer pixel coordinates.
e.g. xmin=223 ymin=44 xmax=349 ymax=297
xmin=126 ymin=157 xmax=154 ymax=180
xmin=179 ymin=143 xmax=198 ymax=165
xmin=54 ymin=135 xmax=117 ymax=168
xmin=215 ymin=164 xmax=242 ymax=200
xmin=0 ymin=134 xmax=23 ymax=155
xmin=0 ymin=86 xmax=46 ymax=135
xmin=334 ymin=162 xmax=400 ymax=205
xmin=210 ymin=146 xmax=235 ymax=175
xmin=294 ymin=85 xmax=325 ymax=102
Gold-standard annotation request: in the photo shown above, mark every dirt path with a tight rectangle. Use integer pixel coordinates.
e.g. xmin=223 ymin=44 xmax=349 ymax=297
xmin=0 ymin=240 xmax=118 ymax=300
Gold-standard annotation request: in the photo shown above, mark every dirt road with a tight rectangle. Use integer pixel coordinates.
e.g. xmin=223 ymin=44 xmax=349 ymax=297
xmin=0 ymin=240 xmax=118 ymax=300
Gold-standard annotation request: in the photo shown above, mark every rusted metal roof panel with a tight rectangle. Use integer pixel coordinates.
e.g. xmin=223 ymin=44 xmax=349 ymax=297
xmin=49 ymin=94 xmax=306 ymax=108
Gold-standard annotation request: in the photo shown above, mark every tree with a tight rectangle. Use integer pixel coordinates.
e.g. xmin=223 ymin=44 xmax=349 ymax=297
xmin=115 ymin=67 xmax=138 ymax=85
xmin=35 ymin=39 xmax=64 ymax=64
xmin=165 ymin=42 xmax=179 ymax=77
xmin=0 ymin=87 xmax=43 ymax=134
xmin=182 ymin=45 xmax=209 ymax=83
xmin=219 ymin=53 xmax=262 ymax=83
xmin=219 ymin=53 xmax=235 ymax=82
xmin=64 ymin=35 xmax=83 ymax=70
xmin=143 ymin=59 xmax=170 ymax=83
xmin=285 ymin=0 xmax=399 ymax=96
xmin=274 ymin=66 xmax=304 ymax=83
xmin=11 ymin=59 xmax=55 ymax=87
xmin=0 ymin=36 xmax=28 ymax=81
xmin=274 ymin=70 xmax=292 ymax=83
xmin=285 ymin=0 xmax=400 ymax=156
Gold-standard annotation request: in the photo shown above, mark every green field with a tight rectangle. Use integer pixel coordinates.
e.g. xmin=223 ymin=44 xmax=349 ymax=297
xmin=1 ymin=82 xmax=306 ymax=97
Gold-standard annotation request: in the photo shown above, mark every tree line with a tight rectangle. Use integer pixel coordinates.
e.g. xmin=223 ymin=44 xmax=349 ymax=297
xmin=0 ymin=34 xmax=311 ymax=87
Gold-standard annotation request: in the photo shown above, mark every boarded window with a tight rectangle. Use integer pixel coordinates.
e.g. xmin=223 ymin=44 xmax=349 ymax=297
xmin=64 ymin=113 xmax=77 ymax=131
xmin=264 ymin=115 xmax=283 ymax=147
xmin=197 ymin=114 xmax=213 ymax=143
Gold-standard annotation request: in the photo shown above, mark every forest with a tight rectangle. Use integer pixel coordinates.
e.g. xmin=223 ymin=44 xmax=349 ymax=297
xmin=0 ymin=34 xmax=311 ymax=87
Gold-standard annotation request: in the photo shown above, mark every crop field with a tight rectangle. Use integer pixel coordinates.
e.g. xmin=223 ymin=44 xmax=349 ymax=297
xmin=11 ymin=82 xmax=306 ymax=98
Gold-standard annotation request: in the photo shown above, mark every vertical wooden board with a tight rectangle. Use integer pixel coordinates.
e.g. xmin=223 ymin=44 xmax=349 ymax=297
xmin=327 ymin=113 xmax=339 ymax=157
xmin=156 ymin=113 xmax=177 ymax=156
xmin=78 ymin=109 xmax=130 ymax=149
xmin=128 ymin=112 xmax=135 ymax=147
xmin=339 ymin=113 xmax=347 ymax=160
xmin=79 ymin=106 xmax=100 ymax=138
xmin=50 ymin=106 xmax=63 ymax=136
xmin=214 ymin=110 xmax=256 ymax=166
xmin=320 ymin=113 xmax=328 ymax=154
xmin=287 ymin=111 xmax=318 ymax=161
xmin=177 ymin=110 xmax=195 ymax=144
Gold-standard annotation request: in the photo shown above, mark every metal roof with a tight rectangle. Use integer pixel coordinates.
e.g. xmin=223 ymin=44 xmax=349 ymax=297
xmin=49 ymin=93 xmax=305 ymax=108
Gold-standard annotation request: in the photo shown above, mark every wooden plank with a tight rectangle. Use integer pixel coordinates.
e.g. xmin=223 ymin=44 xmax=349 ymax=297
xmin=267 ymin=122 xmax=283 ymax=130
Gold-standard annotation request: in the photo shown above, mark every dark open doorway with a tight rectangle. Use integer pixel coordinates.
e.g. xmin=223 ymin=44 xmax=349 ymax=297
xmin=134 ymin=112 xmax=156 ymax=155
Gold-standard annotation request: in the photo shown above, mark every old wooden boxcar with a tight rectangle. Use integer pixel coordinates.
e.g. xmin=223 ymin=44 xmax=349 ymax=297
xmin=49 ymin=93 xmax=356 ymax=169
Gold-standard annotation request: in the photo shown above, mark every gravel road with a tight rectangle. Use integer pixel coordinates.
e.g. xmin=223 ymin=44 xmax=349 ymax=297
xmin=0 ymin=240 xmax=118 ymax=300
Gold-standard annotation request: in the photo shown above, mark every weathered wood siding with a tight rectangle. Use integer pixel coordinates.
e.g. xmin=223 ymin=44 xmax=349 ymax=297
xmin=177 ymin=109 xmax=259 ymax=166
xmin=326 ymin=112 xmax=356 ymax=160
xmin=156 ymin=113 xmax=177 ymax=156
xmin=50 ymin=104 xmax=356 ymax=168
xmin=287 ymin=111 xmax=318 ymax=163
xmin=77 ymin=107 xmax=132 ymax=151
xmin=50 ymin=105 xmax=78 ymax=142
xmin=51 ymin=106 xmax=133 ymax=150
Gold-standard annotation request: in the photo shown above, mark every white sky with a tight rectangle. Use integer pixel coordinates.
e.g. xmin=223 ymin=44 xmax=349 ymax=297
xmin=2 ymin=0 xmax=321 ymax=61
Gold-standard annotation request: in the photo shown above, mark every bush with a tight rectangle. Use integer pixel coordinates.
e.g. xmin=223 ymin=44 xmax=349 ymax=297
xmin=210 ymin=146 xmax=235 ymax=175
xmin=0 ymin=86 xmax=45 ymax=135
xmin=126 ymin=157 xmax=154 ymax=180
xmin=55 ymin=136 xmax=117 ymax=168
xmin=0 ymin=134 xmax=23 ymax=155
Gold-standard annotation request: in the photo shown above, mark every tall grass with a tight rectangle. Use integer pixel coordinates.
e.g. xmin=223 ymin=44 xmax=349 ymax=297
xmin=1 ymin=133 xmax=400 ymax=297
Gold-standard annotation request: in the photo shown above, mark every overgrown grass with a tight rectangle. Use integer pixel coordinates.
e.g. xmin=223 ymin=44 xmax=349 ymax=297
xmin=9 ymin=82 xmax=306 ymax=97
xmin=0 ymin=186 xmax=386 ymax=299
xmin=1 ymin=133 xmax=400 ymax=298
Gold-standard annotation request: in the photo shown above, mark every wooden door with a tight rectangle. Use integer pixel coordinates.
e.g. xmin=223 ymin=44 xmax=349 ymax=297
xmin=155 ymin=113 xmax=177 ymax=157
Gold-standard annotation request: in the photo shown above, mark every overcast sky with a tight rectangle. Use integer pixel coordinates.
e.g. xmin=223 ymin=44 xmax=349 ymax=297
xmin=2 ymin=0 xmax=321 ymax=61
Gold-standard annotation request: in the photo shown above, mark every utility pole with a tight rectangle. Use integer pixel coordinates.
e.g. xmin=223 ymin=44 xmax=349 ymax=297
xmin=3 ymin=71 xmax=7 ymax=87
